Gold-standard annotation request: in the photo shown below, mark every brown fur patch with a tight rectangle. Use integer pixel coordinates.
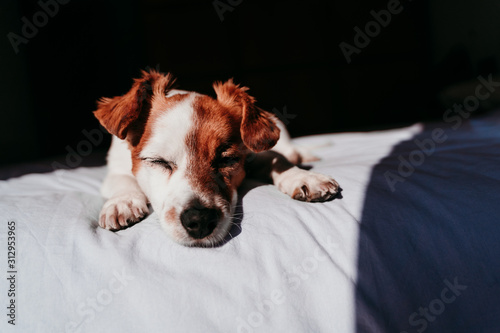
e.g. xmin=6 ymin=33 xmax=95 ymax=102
xmin=94 ymin=69 xmax=176 ymax=144
xmin=166 ymin=207 xmax=177 ymax=222
xmin=213 ymin=79 xmax=280 ymax=152
xmin=186 ymin=95 xmax=245 ymax=204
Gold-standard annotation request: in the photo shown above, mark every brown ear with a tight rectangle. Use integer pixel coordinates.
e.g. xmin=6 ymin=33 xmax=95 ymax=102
xmin=213 ymin=79 xmax=280 ymax=152
xmin=94 ymin=69 xmax=175 ymax=144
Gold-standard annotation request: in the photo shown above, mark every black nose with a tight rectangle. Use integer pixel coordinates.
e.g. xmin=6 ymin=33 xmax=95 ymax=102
xmin=180 ymin=203 xmax=219 ymax=239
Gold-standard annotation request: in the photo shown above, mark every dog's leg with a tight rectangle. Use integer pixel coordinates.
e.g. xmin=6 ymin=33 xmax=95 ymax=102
xmin=246 ymin=151 xmax=339 ymax=202
xmin=99 ymin=137 xmax=149 ymax=230
xmin=271 ymin=119 xmax=319 ymax=164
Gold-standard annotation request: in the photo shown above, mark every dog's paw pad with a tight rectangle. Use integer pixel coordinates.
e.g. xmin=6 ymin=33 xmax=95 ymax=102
xmin=99 ymin=193 xmax=149 ymax=230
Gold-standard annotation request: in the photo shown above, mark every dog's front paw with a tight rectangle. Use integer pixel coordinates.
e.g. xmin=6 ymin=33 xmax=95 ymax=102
xmin=99 ymin=193 xmax=149 ymax=230
xmin=277 ymin=168 xmax=339 ymax=202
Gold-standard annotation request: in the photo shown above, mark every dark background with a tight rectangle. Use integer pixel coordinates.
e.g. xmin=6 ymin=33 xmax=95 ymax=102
xmin=2 ymin=0 xmax=500 ymax=173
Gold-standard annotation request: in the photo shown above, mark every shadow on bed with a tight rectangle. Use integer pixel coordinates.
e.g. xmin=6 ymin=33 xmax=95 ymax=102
xmin=222 ymin=194 xmax=245 ymax=245
xmin=221 ymin=186 xmax=342 ymax=247
xmin=355 ymin=112 xmax=500 ymax=332
xmin=219 ymin=163 xmax=343 ymax=247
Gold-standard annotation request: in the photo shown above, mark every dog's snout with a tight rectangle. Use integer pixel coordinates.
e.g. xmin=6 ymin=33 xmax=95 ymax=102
xmin=180 ymin=204 xmax=219 ymax=239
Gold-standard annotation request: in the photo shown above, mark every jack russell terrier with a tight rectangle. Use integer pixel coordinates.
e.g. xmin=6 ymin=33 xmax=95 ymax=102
xmin=94 ymin=69 xmax=339 ymax=247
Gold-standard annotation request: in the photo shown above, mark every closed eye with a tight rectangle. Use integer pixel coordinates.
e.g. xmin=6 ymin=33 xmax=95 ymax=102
xmin=215 ymin=155 xmax=241 ymax=168
xmin=212 ymin=143 xmax=241 ymax=169
xmin=141 ymin=157 xmax=176 ymax=171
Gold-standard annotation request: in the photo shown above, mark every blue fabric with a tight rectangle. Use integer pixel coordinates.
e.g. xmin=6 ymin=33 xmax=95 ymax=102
xmin=356 ymin=113 xmax=500 ymax=332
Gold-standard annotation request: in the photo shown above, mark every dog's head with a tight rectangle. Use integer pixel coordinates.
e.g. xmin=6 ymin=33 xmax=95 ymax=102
xmin=94 ymin=70 xmax=280 ymax=246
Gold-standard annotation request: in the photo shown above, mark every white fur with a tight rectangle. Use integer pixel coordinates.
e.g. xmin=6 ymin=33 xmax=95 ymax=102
xmin=273 ymin=166 xmax=338 ymax=202
xmin=135 ymin=94 xmax=200 ymax=243
xmin=166 ymin=89 xmax=189 ymax=97
xmin=99 ymin=137 xmax=149 ymax=230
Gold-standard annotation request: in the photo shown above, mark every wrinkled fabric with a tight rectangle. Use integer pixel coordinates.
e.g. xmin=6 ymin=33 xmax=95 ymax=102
xmin=1 ymin=112 xmax=498 ymax=333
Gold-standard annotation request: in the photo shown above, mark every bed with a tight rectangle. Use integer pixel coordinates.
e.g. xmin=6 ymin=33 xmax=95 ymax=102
xmin=1 ymin=110 xmax=499 ymax=333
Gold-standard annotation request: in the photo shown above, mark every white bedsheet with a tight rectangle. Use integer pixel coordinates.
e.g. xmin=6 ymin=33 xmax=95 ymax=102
xmin=2 ymin=116 xmax=495 ymax=333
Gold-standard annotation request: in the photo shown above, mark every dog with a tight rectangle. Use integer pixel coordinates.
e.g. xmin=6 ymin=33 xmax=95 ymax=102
xmin=94 ymin=69 xmax=339 ymax=247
